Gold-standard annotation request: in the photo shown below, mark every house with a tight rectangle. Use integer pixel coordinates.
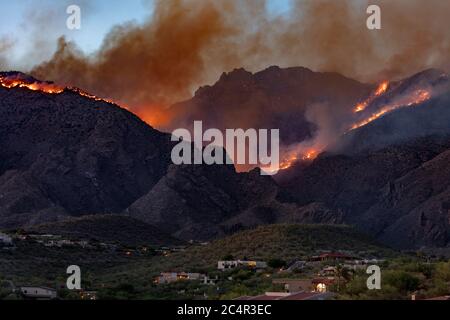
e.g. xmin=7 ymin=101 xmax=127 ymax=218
xmin=19 ymin=286 xmax=57 ymax=300
xmin=312 ymin=277 xmax=336 ymax=293
xmin=79 ymin=290 xmax=98 ymax=300
xmin=272 ymin=279 xmax=313 ymax=293
xmin=235 ymin=291 xmax=335 ymax=301
xmin=320 ymin=266 xmax=337 ymax=276
xmin=0 ymin=232 xmax=13 ymax=245
xmin=217 ymin=260 xmax=267 ymax=271
xmin=218 ymin=261 xmax=240 ymax=270
xmin=155 ymin=272 xmax=206 ymax=284
xmin=203 ymin=276 xmax=219 ymax=285
xmin=155 ymin=272 xmax=177 ymax=284
xmin=310 ymin=252 xmax=355 ymax=262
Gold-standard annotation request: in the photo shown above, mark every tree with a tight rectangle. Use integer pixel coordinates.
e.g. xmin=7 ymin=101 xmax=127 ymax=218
xmin=335 ymin=265 xmax=353 ymax=292
xmin=385 ymin=271 xmax=420 ymax=293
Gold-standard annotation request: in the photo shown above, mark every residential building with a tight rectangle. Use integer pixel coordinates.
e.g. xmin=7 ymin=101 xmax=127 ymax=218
xmin=310 ymin=252 xmax=355 ymax=262
xmin=217 ymin=260 xmax=267 ymax=271
xmin=79 ymin=290 xmax=98 ymax=300
xmin=218 ymin=261 xmax=240 ymax=270
xmin=0 ymin=232 xmax=13 ymax=245
xmin=272 ymin=279 xmax=313 ymax=293
xmin=19 ymin=286 xmax=57 ymax=300
xmin=203 ymin=276 xmax=219 ymax=285
xmin=155 ymin=272 xmax=206 ymax=284
xmin=312 ymin=277 xmax=336 ymax=293
xmin=320 ymin=266 xmax=337 ymax=276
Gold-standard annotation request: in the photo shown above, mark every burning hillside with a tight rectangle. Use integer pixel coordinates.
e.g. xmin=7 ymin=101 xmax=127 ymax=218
xmin=0 ymin=71 xmax=114 ymax=105
xmin=1 ymin=68 xmax=447 ymax=176
xmin=275 ymin=69 xmax=448 ymax=172
xmin=0 ymin=71 xmax=63 ymax=94
xmin=350 ymin=89 xmax=431 ymax=130
xmin=1 ymin=66 xmax=450 ymax=249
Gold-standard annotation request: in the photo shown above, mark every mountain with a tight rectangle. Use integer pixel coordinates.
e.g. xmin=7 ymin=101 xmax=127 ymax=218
xmin=0 ymin=73 xmax=174 ymax=228
xmin=281 ymin=73 xmax=450 ymax=248
xmin=170 ymin=66 xmax=372 ymax=146
xmin=0 ymin=72 xmax=279 ymax=241
xmin=1 ymin=68 xmax=449 ymax=249
xmin=125 ymin=164 xmax=281 ymax=240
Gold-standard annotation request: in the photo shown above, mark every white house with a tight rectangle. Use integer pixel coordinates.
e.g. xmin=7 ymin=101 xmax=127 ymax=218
xmin=218 ymin=261 xmax=240 ymax=270
xmin=218 ymin=260 xmax=267 ymax=271
xmin=0 ymin=232 xmax=13 ymax=245
xmin=20 ymin=286 xmax=57 ymax=300
xmin=155 ymin=272 xmax=206 ymax=284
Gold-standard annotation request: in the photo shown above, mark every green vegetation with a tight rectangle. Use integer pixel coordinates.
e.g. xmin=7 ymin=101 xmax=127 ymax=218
xmin=1 ymin=224 xmax=448 ymax=300
xmin=338 ymin=259 xmax=450 ymax=300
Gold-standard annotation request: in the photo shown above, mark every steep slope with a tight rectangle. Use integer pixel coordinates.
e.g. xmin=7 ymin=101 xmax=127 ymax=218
xmin=0 ymin=72 xmax=287 ymax=238
xmin=336 ymin=79 xmax=450 ymax=154
xmin=170 ymin=66 xmax=372 ymax=146
xmin=360 ymin=149 xmax=450 ymax=248
xmin=126 ymin=165 xmax=280 ymax=241
xmin=0 ymin=73 xmax=173 ymax=228
xmin=283 ymin=84 xmax=450 ymax=248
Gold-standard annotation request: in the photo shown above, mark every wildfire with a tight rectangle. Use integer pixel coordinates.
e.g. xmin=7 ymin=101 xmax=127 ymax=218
xmin=69 ymin=87 xmax=115 ymax=104
xmin=354 ymin=80 xmax=389 ymax=113
xmin=0 ymin=73 xmax=115 ymax=105
xmin=275 ymin=84 xmax=432 ymax=174
xmin=269 ymin=149 xmax=318 ymax=172
xmin=0 ymin=75 xmax=64 ymax=94
xmin=1 ymin=72 xmax=435 ymax=176
xmin=350 ymin=89 xmax=431 ymax=130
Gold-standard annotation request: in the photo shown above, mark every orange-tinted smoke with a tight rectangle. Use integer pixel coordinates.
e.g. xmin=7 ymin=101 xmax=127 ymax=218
xmin=29 ymin=0 xmax=450 ymax=129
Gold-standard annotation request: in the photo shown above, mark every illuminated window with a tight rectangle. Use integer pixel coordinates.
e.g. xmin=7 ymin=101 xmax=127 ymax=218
xmin=316 ymin=283 xmax=327 ymax=293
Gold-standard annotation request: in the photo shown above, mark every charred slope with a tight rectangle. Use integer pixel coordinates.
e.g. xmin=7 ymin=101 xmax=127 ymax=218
xmin=126 ymin=165 xmax=280 ymax=241
xmin=0 ymin=73 xmax=287 ymax=239
xmin=170 ymin=66 xmax=372 ymax=146
xmin=285 ymin=90 xmax=450 ymax=248
xmin=0 ymin=79 xmax=173 ymax=228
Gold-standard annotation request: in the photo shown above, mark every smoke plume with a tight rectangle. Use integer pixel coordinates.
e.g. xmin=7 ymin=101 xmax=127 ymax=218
xmin=24 ymin=0 xmax=450 ymax=129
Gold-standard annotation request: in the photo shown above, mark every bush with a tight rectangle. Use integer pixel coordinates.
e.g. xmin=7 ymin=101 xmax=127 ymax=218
xmin=384 ymin=271 xmax=420 ymax=293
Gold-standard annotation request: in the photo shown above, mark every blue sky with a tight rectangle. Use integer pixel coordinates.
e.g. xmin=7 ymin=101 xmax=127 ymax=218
xmin=0 ymin=0 xmax=292 ymax=67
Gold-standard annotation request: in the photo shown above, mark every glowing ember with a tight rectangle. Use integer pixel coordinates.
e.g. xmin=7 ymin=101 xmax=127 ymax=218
xmin=375 ymin=80 xmax=389 ymax=96
xmin=0 ymin=73 xmax=115 ymax=105
xmin=303 ymin=150 xmax=317 ymax=160
xmin=0 ymin=75 xmax=64 ymax=94
xmin=263 ymin=149 xmax=318 ymax=173
xmin=350 ymin=89 xmax=431 ymax=130
xmin=69 ymin=87 xmax=115 ymax=104
xmin=273 ymin=85 xmax=431 ymax=174
xmin=353 ymin=80 xmax=389 ymax=113
xmin=278 ymin=155 xmax=298 ymax=171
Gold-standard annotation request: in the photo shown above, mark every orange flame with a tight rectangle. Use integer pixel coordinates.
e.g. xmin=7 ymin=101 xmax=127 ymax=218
xmin=0 ymin=76 xmax=64 ymax=94
xmin=0 ymin=74 xmax=117 ymax=105
xmin=269 ymin=148 xmax=318 ymax=172
xmin=354 ymin=80 xmax=389 ymax=113
xmin=350 ymin=89 xmax=431 ymax=130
